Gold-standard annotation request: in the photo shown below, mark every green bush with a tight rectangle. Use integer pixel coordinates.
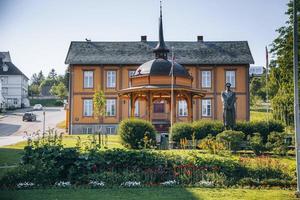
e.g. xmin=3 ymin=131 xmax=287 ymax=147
xmin=193 ymin=120 xmax=224 ymax=140
xmin=235 ymin=120 xmax=284 ymax=142
xmin=248 ymin=133 xmax=265 ymax=155
xmin=197 ymin=135 xmax=226 ymax=154
xmin=118 ymin=119 xmax=157 ymax=149
xmin=266 ymin=132 xmax=289 ymax=155
xmin=170 ymin=122 xmax=194 ymax=142
xmin=216 ymin=130 xmax=245 ymax=152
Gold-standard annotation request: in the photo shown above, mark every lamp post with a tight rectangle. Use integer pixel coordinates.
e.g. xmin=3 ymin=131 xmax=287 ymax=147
xmin=293 ymin=0 xmax=300 ymax=197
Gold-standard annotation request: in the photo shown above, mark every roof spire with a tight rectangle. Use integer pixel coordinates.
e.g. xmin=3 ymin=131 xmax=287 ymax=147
xmin=153 ymin=0 xmax=169 ymax=59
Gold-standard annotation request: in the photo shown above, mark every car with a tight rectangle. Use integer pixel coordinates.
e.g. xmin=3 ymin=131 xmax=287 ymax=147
xmin=33 ymin=104 xmax=43 ymax=110
xmin=22 ymin=112 xmax=37 ymax=121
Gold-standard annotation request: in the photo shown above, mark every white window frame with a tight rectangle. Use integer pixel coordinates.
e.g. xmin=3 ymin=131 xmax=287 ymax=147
xmin=83 ymin=127 xmax=93 ymax=134
xmin=107 ymin=71 xmax=116 ymax=88
xmin=226 ymin=70 xmax=236 ymax=88
xmin=202 ymin=99 xmax=211 ymax=117
xmin=83 ymin=71 xmax=93 ymax=88
xmin=201 ymin=71 xmax=211 ymax=88
xmin=1 ymin=76 xmax=8 ymax=84
xmin=128 ymin=70 xmax=135 ymax=87
xmin=2 ymin=87 xmax=8 ymax=95
xmin=106 ymin=126 xmax=116 ymax=134
xmin=106 ymin=99 xmax=116 ymax=116
xmin=83 ymin=99 xmax=93 ymax=117
xmin=178 ymin=100 xmax=188 ymax=117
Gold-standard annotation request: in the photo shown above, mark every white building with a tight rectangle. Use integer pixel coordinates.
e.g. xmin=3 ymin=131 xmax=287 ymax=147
xmin=0 ymin=52 xmax=29 ymax=109
xmin=249 ymin=66 xmax=264 ymax=77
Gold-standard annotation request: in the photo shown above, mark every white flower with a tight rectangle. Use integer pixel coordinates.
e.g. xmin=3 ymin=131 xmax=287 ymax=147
xmin=120 ymin=181 xmax=141 ymax=187
xmin=55 ymin=181 xmax=71 ymax=188
xmin=89 ymin=180 xmax=105 ymax=187
xmin=16 ymin=182 xmax=35 ymax=189
xmin=195 ymin=180 xmax=214 ymax=187
xmin=161 ymin=180 xmax=177 ymax=186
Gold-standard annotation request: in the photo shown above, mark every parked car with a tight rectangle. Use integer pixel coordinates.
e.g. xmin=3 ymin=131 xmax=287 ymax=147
xmin=22 ymin=112 xmax=37 ymax=121
xmin=33 ymin=104 xmax=43 ymax=110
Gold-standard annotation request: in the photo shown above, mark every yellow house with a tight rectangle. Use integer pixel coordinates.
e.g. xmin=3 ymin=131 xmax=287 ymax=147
xmin=65 ymin=9 xmax=254 ymax=134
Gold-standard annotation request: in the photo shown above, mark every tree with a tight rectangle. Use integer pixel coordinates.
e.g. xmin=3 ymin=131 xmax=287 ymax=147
xmin=50 ymin=82 xmax=68 ymax=100
xmin=30 ymin=70 xmax=45 ymax=86
xmin=268 ymin=0 xmax=300 ymax=125
xmin=48 ymin=68 xmax=57 ymax=80
xmin=93 ymin=90 xmax=106 ymax=147
xmin=28 ymin=84 xmax=40 ymax=97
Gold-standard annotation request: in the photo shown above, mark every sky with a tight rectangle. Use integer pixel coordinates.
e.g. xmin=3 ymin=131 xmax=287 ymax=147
xmin=0 ymin=0 xmax=288 ymax=79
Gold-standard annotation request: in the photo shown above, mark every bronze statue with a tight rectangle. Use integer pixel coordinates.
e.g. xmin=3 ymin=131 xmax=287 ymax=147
xmin=221 ymin=83 xmax=236 ymax=129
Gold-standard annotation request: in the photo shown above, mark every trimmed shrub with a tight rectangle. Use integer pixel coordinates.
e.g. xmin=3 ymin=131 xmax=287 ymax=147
xmin=170 ymin=122 xmax=193 ymax=142
xmin=216 ymin=130 xmax=245 ymax=152
xmin=266 ymin=132 xmax=289 ymax=155
xmin=193 ymin=120 xmax=224 ymax=140
xmin=248 ymin=133 xmax=265 ymax=155
xmin=235 ymin=120 xmax=284 ymax=142
xmin=118 ymin=119 xmax=157 ymax=149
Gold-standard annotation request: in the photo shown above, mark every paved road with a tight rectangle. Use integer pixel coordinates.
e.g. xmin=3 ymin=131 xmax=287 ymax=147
xmin=0 ymin=107 xmax=65 ymax=146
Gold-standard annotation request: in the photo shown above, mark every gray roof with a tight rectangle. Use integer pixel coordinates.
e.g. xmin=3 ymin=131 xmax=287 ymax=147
xmin=0 ymin=52 xmax=28 ymax=79
xmin=65 ymin=41 xmax=254 ymax=65
xmin=0 ymin=52 xmax=12 ymax=62
xmin=135 ymin=58 xmax=191 ymax=77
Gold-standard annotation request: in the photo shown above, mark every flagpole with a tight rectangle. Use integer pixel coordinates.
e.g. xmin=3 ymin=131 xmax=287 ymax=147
xmin=170 ymin=46 xmax=174 ymax=149
xmin=293 ymin=0 xmax=300 ymax=197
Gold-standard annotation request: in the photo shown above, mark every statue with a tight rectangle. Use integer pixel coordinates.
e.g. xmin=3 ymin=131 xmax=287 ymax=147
xmin=221 ymin=83 xmax=236 ymax=130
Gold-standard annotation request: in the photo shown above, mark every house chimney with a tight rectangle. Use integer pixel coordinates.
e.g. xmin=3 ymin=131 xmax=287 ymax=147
xmin=197 ymin=35 xmax=203 ymax=42
xmin=141 ymin=35 xmax=147 ymax=42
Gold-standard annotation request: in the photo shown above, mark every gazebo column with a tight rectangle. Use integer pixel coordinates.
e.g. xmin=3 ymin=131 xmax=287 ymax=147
xmin=172 ymin=91 xmax=177 ymax=124
xmin=188 ymin=94 xmax=193 ymax=122
xmin=130 ymin=94 xmax=136 ymax=118
xmin=147 ymin=91 xmax=153 ymax=121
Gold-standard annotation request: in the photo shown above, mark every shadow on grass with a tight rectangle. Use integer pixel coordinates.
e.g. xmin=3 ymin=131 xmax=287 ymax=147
xmin=0 ymin=187 xmax=200 ymax=200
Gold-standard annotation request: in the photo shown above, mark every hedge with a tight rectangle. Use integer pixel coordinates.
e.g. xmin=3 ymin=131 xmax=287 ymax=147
xmin=170 ymin=120 xmax=284 ymax=143
xmin=118 ymin=118 xmax=157 ymax=149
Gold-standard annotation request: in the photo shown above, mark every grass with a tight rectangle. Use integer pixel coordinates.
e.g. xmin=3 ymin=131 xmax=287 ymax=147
xmin=0 ymin=188 xmax=296 ymax=200
xmin=0 ymin=134 xmax=123 ymax=167
xmin=250 ymin=110 xmax=272 ymax=121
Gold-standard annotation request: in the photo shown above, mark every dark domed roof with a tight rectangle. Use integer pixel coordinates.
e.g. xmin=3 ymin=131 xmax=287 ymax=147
xmin=134 ymin=58 xmax=191 ymax=78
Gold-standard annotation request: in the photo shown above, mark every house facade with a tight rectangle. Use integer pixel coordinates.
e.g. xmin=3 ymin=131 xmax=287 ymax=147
xmin=0 ymin=52 xmax=29 ymax=109
xmin=65 ymin=11 xmax=254 ymax=134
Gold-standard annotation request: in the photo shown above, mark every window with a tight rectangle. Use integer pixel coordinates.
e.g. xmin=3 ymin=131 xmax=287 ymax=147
xmin=201 ymin=71 xmax=211 ymax=88
xmin=83 ymin=99 xmax=93 ymax=116
xmin=1 ymin=76 xmax=8 ymax=84
xmin=202 ymin=99 xmax=211 ymax=117
xmin=128 ymin=70 xmax=135 ymax=87
xmin=13 ymin=98 xmax=18 ymax=105
xmin=178 ymin=100 xmax=188 ymax=116
xmin=153 ymin=101 xmax=164 ymax=113
xmin=226 ymin=71 xmax=236 ymax=88
xmin=2 ymin=87 xmax=8 ymax=95
xmin=83 ymin=71 xmax=93 ymax=88
xmin=83 ymin=127 xmax=93 ymax=134
xmin=106 ymin=99 xmax=116 ymax=116
xmin=107 ymin=71 xmax=116 ymax=88
xmin=106 ymin=126 xmax=116 ymax=134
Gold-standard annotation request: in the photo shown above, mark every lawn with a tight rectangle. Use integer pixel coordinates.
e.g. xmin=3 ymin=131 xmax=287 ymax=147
xmin=0 ymin=187 xmax=296 ymax=200
xmin=250 ymin=111 xmax=272 ymax=121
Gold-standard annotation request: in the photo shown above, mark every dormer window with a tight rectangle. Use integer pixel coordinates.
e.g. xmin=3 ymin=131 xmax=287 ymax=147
xmin=2 ymin=64 xmax=8 ymax=72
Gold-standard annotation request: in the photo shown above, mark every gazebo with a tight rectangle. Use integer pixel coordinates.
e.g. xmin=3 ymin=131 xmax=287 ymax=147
xmin=118 ymin=6 xmax=206 ymax=132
